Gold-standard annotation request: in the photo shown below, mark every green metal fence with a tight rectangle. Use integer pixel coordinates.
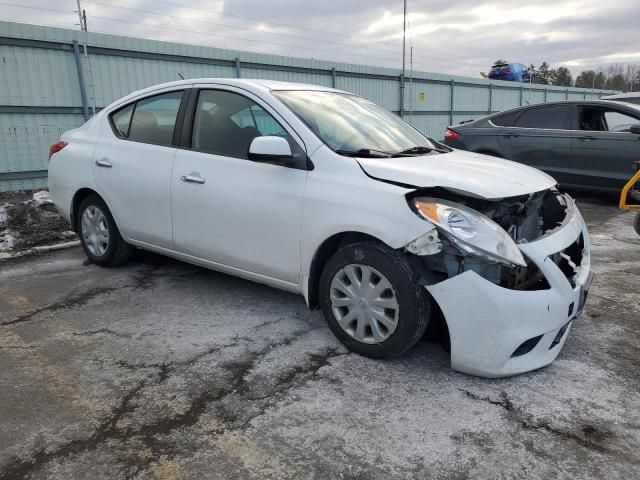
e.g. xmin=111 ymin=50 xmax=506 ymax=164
xmin=0 ymin=21 xmax=619 ymax=192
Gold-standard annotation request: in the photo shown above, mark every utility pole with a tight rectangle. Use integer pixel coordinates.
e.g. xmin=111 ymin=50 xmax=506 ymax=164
xmin=400 ymin=0 xmax=407 ymax=117
xmin=75 ymin=0 xmax=87 ymax=31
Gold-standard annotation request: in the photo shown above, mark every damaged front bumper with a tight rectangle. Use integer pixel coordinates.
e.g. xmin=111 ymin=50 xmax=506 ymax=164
xmin=426 ymin=197 xmax=592 ymax=378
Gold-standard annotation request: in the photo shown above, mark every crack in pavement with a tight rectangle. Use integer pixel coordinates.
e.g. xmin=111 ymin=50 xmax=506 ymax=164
xmin=72 ymin=328 xmax=131 ymax=339
xmin=0 ymin=331 xmax=341 ymax=479
xmin=1 ymin=286 xmax=121 ymax=327
xmin=459 ymin=389 xmax=610 ymax=453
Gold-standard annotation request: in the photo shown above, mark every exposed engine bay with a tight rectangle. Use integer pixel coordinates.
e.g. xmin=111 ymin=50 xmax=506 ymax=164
xmin=405 ymin=188 xmax=572 ymax=290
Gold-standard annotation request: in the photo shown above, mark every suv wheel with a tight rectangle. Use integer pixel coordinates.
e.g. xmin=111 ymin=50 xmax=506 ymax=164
xmin=78 ymin=194 xmax=133 ymax=267
xmin=319 ymin=241 xmax=431 ymax=358
xmin=634 ymin=213 xmax=640 ymax=236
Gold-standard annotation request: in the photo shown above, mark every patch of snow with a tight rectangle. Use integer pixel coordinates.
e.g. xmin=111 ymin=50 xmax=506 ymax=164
xmin=32 ymin=190 xmax=53 ymax=207
xmin=0 ymin=229 xmax=15 ymax=253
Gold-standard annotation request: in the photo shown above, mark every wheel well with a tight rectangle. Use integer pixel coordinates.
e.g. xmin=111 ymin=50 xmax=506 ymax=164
xmin=307 ymin=232 xmax=381 ymax=309
xmin=70 ymin=188 xmax=99 ymax=232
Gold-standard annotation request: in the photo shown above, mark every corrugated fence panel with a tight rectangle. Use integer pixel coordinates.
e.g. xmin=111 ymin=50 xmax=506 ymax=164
xmin=337 ymin=76 xmax=400 ymax=111
xmin=0 ymin=113 xmax=85 ymax=173
xmin=0 ymin=45 xmax=80 ymax=107
xmin=0 ymin=20 xmax=620 ymax=191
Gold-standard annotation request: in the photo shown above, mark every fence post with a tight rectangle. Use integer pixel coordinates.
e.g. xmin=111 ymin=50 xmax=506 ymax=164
xmin=449 ymin=79 xmax=455 ymax=126
xmin=519 ymin=84 xmax=524 ymax=105
xmin=488 ymin=83 xmax=493 ymax=114
xmin=235 ymin=57 xmax=241 ymax=78
xmin=544 ymin=88 xmax=548 ymax=103
xmin=399 ymin=74 xmax=405 ymax=117
xmin=72 ymin=40 xmax=90 ymax=121
xmin=331 ymin=67 xmax=336 ymax=88
xmin=565 ymin=88 xmax=569 ymax=100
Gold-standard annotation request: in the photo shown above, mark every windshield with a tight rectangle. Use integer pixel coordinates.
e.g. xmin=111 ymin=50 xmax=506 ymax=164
xmin=272 ymin=90 xmax=435 ymax=156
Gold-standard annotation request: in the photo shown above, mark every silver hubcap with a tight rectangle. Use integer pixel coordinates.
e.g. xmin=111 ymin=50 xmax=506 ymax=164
xmin=81 ymin=205 xmax=109 ymax=257
xmin=330 ymin=264 xmax=399 ymax=344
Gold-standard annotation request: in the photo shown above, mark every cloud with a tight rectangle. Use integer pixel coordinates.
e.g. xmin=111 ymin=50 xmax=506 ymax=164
xmin=2 ymin=0 xmax=639 ymax=77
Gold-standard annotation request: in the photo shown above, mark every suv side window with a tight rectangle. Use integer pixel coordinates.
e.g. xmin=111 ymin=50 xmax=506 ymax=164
xmin=515 ymin=105 xmax=568 ymax=129
xmin=191 ymin=89 xmax=291 ymax=159
xmin=109 ymin=90 xmax=184 ymax=146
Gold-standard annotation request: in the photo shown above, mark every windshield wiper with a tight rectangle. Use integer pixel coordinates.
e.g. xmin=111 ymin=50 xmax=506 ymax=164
xmin=335 ymin=148 xmax=393 ymax=158
xmin=394 ymin=145 xmax=450 ymax=156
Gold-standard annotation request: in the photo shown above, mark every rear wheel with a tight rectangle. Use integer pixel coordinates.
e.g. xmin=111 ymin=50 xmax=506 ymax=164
xmin=634 ymin=213 xmax=640 ymax=236
xmin=78 ymin=194 xmax=133 ymax=267
xmin=319 ymin=241 xmax=431 ymax=358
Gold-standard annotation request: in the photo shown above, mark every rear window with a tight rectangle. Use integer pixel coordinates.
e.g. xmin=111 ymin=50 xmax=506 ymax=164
xmin=491 ymin=110 xmax=520 ymax=127
xmin=515 ymin=105 xmax=568 ymax=130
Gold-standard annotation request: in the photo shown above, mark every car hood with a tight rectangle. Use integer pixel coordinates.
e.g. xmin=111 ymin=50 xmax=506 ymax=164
xmin=356 ymin=150 xmax=557 ymax=200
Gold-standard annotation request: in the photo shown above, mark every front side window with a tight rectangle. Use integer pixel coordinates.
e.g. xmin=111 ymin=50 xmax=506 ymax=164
xmin=515 ymin=105 xmax=568 ymax=130
xmin=191 ymin=90 xmax=290 ymax=159
xmin=110 ymin=90 xmax=183 ymax=146
xmin=272 ymin=90 xmax=435 ymax=155
xmin=579 ymin=107 xmax=640 ymax=132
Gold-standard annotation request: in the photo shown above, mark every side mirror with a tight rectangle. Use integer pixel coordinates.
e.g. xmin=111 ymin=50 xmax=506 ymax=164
xmin=248 ymin=136 xmax=292 ymax=161
xmin=630 ymin=124 xmax=640 ymax=135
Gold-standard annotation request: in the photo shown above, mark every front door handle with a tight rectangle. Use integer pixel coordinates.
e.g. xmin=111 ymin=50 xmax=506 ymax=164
xmin=95 ymin=159 xmax=113 ymax=168
xmin=181 ymin=174 xmax=205 ymax=184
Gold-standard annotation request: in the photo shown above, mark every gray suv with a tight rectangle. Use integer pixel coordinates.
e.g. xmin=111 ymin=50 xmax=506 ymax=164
xmin=443 ymin=100 xmax=640 ymax=192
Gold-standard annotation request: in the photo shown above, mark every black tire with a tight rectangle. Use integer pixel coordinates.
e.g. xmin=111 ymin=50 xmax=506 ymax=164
xmin=319 ymin=241 xmax=431 ymax=358
xmin=77 ymin=194 xmax=133 ymax=267
xmin=635 ymin=213 xmax=640 ymax=236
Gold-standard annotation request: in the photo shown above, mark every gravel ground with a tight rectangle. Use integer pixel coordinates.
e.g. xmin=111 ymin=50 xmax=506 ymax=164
xmin=0 ymin=195 xmax=638 ymax=480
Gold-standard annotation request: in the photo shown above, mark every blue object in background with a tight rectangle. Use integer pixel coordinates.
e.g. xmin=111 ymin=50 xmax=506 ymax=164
xmin=488 ymin=63 xmax=533 ymax=83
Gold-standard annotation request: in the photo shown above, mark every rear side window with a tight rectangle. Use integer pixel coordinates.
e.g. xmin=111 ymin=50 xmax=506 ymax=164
xmin=110 ymin=90 xmax=184 ymax=146
xmin=491 ymin=110 xmax=520 ymax=127
xmin=515 ymin=105 xmax=568 ymax=129
xmin=112 ymin=104 xmax=133 ymax=137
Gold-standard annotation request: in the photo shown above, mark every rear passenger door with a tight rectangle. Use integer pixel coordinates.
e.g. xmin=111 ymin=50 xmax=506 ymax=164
xmin=570 ymin=104 xmax=640 ymax=190
xmin=93 ymin=89 xmax=186 ymax=248
xmin=497 ymin=104 xmax=572 ymax=184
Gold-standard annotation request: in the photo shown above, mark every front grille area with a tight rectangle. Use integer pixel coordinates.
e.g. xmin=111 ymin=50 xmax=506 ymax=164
xmin=549 ymin=234 xmax=585 ymax=287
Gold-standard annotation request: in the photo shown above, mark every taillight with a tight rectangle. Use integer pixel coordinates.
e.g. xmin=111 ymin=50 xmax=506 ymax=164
xmin=444 ymin=129 xmax=461 ymax=141
xmin=49 ymin=141 xmax=68 ymax=159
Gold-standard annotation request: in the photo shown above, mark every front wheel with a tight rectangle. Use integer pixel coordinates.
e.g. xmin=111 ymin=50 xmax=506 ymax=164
xmin=634 ymin=213 xmax=640 ymax=236
xmin=319 ymin=241 xmax=431 ymax=358
xmin=77 ymin=194 xmax=133 ymax=267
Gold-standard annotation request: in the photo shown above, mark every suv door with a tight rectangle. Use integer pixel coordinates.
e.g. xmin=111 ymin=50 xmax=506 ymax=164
xmin=93 ymin=89 xmax=186 ymax=248
xmin=171 ymin=86 xmax=308 ymax=283
xmin=570 ymin=104 xmax=640 ymax=190
xmin=497 ymin=104 xmax=572 ymax=184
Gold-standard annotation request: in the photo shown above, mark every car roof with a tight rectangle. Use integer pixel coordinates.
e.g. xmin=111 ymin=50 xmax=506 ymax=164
xmin=488 ymin=99 xmax=640 ymax=116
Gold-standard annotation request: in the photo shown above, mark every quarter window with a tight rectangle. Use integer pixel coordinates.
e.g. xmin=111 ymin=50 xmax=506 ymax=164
xmin=191 ymin=90 xmax=289 ymax=159
xmin=109 ymin=90 xmax=184 ymax=146
xmin=515 ymin=106 xmax=568 ymax=129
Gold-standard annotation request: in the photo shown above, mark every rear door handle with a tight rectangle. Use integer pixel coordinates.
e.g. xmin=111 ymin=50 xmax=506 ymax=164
xmin=576 ymin=136 xmax=597 ymax=141
xmin=501 ymin=134 xmax=519 ymax=138
xmin=181 ymin=174 xmax=205 ymax=184
xmin=95 ymin=159 xmax=112 ymax=168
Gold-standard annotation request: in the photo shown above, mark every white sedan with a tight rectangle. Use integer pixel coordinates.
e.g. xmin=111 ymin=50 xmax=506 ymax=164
xmin=48 ymin=79 xmax=592 ymax=377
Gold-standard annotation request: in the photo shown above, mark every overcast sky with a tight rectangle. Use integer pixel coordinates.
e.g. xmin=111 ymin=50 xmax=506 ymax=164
xmin=3 ymin=0 xmax=639 ymax=77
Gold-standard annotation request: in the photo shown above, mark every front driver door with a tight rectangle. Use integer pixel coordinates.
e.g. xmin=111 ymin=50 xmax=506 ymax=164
xmin=570 ymin=105 xmax=640 ymax=190
xmin=171 ymin=87 xmax=308 ymax=284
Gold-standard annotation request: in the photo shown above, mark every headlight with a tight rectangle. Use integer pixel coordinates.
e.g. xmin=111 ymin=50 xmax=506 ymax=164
xmin=412 ymin=198 xmax=526 ymax=267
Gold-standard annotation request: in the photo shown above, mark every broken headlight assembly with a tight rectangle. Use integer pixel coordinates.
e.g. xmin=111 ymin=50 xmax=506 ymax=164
xmin=411 ymin=198 xmax=527 ymax=267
